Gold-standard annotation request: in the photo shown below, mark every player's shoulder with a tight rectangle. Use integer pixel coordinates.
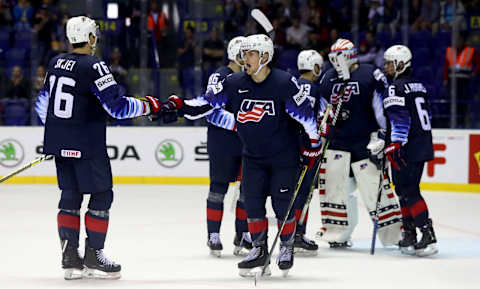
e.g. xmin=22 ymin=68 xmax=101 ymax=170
xmin=319 ymin=68 xmax=338 ymax=83
xmin=225 ymin=71 xmax=246 ymax=83
xmin=271 ymin=68 xmax=294 ymax=82
xmin=215 ymin=66 xmax=233 ymax=78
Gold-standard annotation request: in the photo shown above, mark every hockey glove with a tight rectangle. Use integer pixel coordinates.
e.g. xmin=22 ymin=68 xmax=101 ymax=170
xmin=301 ymin=146 xmax=322 ymax=169
xmin=367 ymin=130 xmax=386 ymax=170
xmin=144 ymin=96 xmax=161 ymax=115
xmin=384 ymin=142 xmax=406 ymax=170
xmin=149 ymin=95 xmax=184 ymax=121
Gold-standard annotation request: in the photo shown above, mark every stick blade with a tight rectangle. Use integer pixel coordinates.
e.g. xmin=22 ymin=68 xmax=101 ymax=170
xmin=251 ymin=8 xmax=273 ymax=33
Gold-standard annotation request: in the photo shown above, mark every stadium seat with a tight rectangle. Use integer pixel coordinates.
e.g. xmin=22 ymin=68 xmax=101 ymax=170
xmin=0 ymin=28 xmax=10 ymax=58
xmin=1 ymin=98 xmax=30 ymax=126
xmin=14 ymin=30 xmax=32 ymax=51
xmin=5 ymin=48 xmax=26 ymax=69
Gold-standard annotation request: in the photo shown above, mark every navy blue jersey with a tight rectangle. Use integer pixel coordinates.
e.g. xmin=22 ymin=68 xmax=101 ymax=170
xmin=297 ymin=77 xmax=328 ymax=122
xmin=319 ymin=64 xmax=387 ymax=155
xmin=200 ymin=68 xmax=319 ymax=160
xmin=204 ymin=66 xmax=242 ymax=155
xmin=35 ymin=53 xmax=148 ymax=158
xmin=383 ymin=74 xmax=434 ymax=162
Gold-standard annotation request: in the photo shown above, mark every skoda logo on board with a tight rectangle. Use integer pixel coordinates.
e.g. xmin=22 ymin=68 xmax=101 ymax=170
xmin=0 ymin=139 xmax=25 ymax=168
xmin=155 ymin=139 xmax=184 ymax=168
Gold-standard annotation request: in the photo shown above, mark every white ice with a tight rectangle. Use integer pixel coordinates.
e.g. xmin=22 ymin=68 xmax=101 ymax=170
xmin=1 ymin=184 xmax=479 ymax=289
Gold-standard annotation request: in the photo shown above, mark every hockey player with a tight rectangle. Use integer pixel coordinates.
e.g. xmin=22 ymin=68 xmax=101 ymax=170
xmin=35 ymin=16 xmax=161 ymax=280
xmin=292 ymin=49 xmax=327 ymax=255
xmin=182 ymin=36 xmax=253 ymax=257
xmin=159 ymin=34 xmax=321 ymax=277
xmin=382 ymin=45 xmax=438 ymax=257
xmin=316 ymin=38 xmax=402 ymax=248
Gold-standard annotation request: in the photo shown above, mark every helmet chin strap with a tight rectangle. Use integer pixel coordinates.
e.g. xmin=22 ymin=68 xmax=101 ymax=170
xmin=254 ymin=53 xmax=267 ymax=75
xmin=89 ymin=36 xmax=98 ymax=56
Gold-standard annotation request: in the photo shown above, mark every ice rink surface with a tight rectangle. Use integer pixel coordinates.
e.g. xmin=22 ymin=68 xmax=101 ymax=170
xmin=0 ymin=184 xmax=479 ymax=289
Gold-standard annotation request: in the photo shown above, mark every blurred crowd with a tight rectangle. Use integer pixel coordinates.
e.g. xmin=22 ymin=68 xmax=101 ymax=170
xmin=0 ymin=0 xmax=479 ymax=127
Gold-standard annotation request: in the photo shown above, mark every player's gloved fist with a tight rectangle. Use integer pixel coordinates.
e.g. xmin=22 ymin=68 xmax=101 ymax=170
xmin=301 ymin=146 xmax=322 ymax=169
xmin=161 ymin=95 xmax=183 ymax=112
xmin=384 ymin=142 xmax=406 ymax=170
xmin=367 ymin=130 xmax=386 ymax=170
xmin=144 ymin=96 xmax=161 ymax=114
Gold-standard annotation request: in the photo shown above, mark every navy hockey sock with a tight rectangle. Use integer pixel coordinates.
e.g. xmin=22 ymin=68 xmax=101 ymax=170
xmin=235 ymin=200 xmax=248 ymax=233
xmin=278 ymin=216 xmax=296 ymax=244
xmin=409 ymin=199 xmax=429 ymax=228
xmin=57 ymin=210 xmax=80 ymax=248
xmin=248 ymin=218 xmax=268 ymax=246
xmin=294 ymin=209 xmax=308 ymax=235
xmin=207 ymin=199 xmax=224 ymax=233
xmin=85 ymin=210 xmax=109 ymax=250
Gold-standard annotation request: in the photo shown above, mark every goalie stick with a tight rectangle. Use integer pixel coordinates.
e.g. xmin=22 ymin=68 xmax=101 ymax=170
xmin=0 ymin=154 xmax=53 ymax=184
xmin=251 ymin=8 xmax=275 ymax=41
xmin=298 ymin=82 xmax=348 ymax=226
xmin=370 ymin=157 xmax=387 ymax=255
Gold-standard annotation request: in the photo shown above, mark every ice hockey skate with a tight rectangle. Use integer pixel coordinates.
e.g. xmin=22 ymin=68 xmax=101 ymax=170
xmin=61 ymin=241 xmax=84 ymax=280
xmin=233 ymin=232 xmax=252 ymax=256
xmin=207 ymin=233 xmax=223 ymax=257
xmin=238 ymin=245 xmax=270 ymax=277
xmin=398 ymin=221 xmax=417 ymax=255
xmin=277 ymin=243 xmax=294 ymax=277
xmin=415 ymin=219 xmax=438 ymax=257
xmin=293 ymin=233 xmax=318 ymax=256
xmin=83 ymin=240 xmax=121 ymax=279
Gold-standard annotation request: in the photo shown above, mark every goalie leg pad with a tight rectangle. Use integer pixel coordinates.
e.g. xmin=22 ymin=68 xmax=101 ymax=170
xmin=351 ymin=159 xmax=402 ymax=246
xmin=319 ymin=150 xmax=356 ymax=243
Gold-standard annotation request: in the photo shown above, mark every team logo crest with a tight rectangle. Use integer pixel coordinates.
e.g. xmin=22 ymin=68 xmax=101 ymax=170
xmin=0 ymin=139 xmax=24 ymax=168
xmin=155 ymin=139 xmax=184 ymax=168
xmin=237 ymin=99 xmax=275 ymax=123
xmin=330 ymin=82 xmax=360 ymax=104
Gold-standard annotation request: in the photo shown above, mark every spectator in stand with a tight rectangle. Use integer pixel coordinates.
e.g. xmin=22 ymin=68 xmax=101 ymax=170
xmin=224 ymin=0 xmax=248 ymax=39
xmin=286 ymin=16 xmax=311 ymax=50
xmin=440 ymin=0 xmax=466 ymax=31
xmin=5 ymin=66 xmax=30 ymax=99
xmin=12 ymin=0 xmax=33 ymax=31
xmin=148 ymin=0 xmax=169 ymax=66
xmin=409 ymin=0 xmax=422 ymax=27
xmin=0 ymin=0 xmax=12 ymax=27
xmin=33 ymin=65 xmax=46 ymax=95
xmin=383 ymin=0 xmax=399 ymax=35
xmin=275 ymin=0 xmax=298 ymax=29
xmin=201 ymin=28 xmax=224 ymax=92
xmin=443 ymin=32 xmax=480 ymax=128
xmin=358 ymin=31 xmax=384 ymax=67
xmin=413 ymin=0 xmax=440 ymax=32
xmin=109 ymin=47 xmax=129 ymax=91
xmin=367 ymin=0 xmax=384 ymax=32
xmin=177 ymin=25 xmax=196 ymax=99
xmin=272 ymin=18 xmax=286 ymax=49
xmin=33 ymin=4 xmax=56 ymax=65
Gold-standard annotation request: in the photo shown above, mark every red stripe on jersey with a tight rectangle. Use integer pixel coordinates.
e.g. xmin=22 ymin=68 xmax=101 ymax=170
xmin=321 ymin=210 xmax=347 ymax=218
xmin=278 ymin=219 xmax=296 ymax=235
xmin=235 ymin=207 xmax=247 ymax=220
xmin=58 ymin=213 xmax=80 ymax=230
xmin=85 ymin=214 xmax=108 ymax=234
xmin=379 ymin=210 xmax=402 ymax=221
xmin=248 ymin=219 xmax=268 ymax=234
xmin=207 ymin=208 xmax=223 ymax=222
xmin=411 ymin=200 xmax=428 ymax=218
xmin=401 ymin=206 xmax=411 ymax=217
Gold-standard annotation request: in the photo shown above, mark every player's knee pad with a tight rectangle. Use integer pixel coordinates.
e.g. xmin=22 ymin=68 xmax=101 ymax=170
xmin=58 ymin=190 xmax=84 ymax=210
xmin=209 ymin=181 xmax=229 ymax=196
xmin=352 ymin=158 xmax=402 ymax=246
xmin=87 ymin=189 xmax=113 ymax=211
xmin=319 ymin=150 xmax=355 ymax=242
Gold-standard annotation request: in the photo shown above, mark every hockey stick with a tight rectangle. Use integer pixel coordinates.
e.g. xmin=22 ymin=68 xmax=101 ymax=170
xmin=257 ymin=164 xmax=308 ymax=279
xmin=251 ymin=9 xmax=275 ymax=41
xmin=370 ymin=157 xmax=386 ymax=255
xmin=0 ymin=154 xmax=53 ymax=184
xmin=298 ymin=82 xmax=348 ymax=226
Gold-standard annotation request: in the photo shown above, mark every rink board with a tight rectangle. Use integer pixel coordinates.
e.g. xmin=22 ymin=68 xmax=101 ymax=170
xmin=1 ymin=127 xmax=479 ymax=192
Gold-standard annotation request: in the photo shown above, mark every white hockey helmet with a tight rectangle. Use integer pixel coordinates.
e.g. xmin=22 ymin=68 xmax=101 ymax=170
xmin=241 ymin=34 xmax=274 ymax=75
xmin=328 ymin=38 xmax=358 ymax=80
xmin=297 ymin=49 xmax=324 ymax=76
xmin=227 ymin=36 xmax=246 ymax=67
xmin=384 ymin=45 xmax=412 ymax=79
xmin=66 ymin=16 xmax=99 ymax=55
